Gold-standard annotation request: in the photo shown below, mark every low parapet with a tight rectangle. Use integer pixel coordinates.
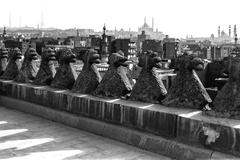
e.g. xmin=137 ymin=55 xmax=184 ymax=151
xmin=0 ymin=79 xmax=239 ymax=158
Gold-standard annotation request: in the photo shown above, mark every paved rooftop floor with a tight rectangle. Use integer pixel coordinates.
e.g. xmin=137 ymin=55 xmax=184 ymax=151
xmin=0 ymin=106 xmax=171 ymax=160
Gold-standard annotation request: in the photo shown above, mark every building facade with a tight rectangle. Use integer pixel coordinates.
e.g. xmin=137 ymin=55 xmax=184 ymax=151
xmin=111 ymin=38 xmax=137 ymax=58
xmin=163 ymin=36 xmax=179 ymax=59
xmin=142 ymin=39 xmax=163 ymax=57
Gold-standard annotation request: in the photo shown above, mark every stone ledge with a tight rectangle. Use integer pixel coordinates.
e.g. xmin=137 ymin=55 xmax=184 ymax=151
xmin=0 ymin=96 xmax=236 ymax=160
xmin=0 ymin=80 xmax=240 ymax=157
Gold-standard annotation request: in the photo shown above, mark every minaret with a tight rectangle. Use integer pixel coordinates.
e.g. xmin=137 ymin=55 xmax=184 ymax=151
xmin=229 ymin=25 xmax=231 ymax=37
xmin=144 ymin=16 xmax=146 ymax=24
xmin=235 ymin=33 xmax=238 ymax=45
xmin=234 ymin=24 xmax=237 ymax=37
xmin=76 ymin=29 xmax=80 ymax=37
xmin=3 ymin=26 xmax=6 ymax=38
xmin=101 ymin=24 xmax=108 ymax=63
xmin=152 ymin=17 xmax=154 ymax=31
xmin=218 ymin=26 xmax=220 ymax=37
xmin=102 ymin=24 xmax=106 ymax=40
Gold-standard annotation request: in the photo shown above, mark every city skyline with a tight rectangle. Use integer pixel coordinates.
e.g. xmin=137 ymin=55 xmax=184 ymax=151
xmin=1 ymin=0 xmax=240 ymax=38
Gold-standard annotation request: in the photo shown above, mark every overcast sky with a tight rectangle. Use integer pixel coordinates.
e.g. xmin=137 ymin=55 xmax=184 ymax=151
xmin=0 ymin=0 xmax=239 ymax=38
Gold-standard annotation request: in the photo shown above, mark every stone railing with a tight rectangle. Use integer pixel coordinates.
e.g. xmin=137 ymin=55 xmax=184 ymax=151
xmin=0 ymin=79 xmax=239 ymax=158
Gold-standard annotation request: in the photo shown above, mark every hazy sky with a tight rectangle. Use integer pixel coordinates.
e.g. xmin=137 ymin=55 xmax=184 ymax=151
xmin=0 ymin=0 xmax=239 ymax=38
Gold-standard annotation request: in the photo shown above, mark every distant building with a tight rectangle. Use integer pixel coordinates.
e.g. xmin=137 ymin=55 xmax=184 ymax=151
xmin=89 ymin=35 xmax=101 ymax=49
xmin=137 ymin=31 xmax=150 ymax=52
xmin=0 ymin=27 xmax=7 ymax=47
xmin=163 ymin=36 xmax=179 ymax=59
xmin=210 ymin=46 xmax=221 ymax=60
xmin=138 ymin=17 xmax=154 ymax=34
xmin=186 ymin=25 xmax=236 ymax=45
xmin=74 ymin=36 xmax=91 ymax=48
xmin=138 ymin=17 xmax=164 ymax=40
xmin=179 ymin=40 xmax=212 ymax=59
xmin=4 ymin=39 xmax=23 ymax=50
xmin=73 ymin=30 xmax=91 ymax=48
xmin=30 ymin=37 xmax=60 ymax=54
xmin=142 ymin=39 xmax=163 ymax=57
xmin=74 ymin=37 xmax=91 ymax=48
xmin=111 ymin=38 xmax=137 ymax=58
xmin=210 ymin=43 xmax=240 ymax=60
xmin=62 ymin=36 xmax=76 ymax=46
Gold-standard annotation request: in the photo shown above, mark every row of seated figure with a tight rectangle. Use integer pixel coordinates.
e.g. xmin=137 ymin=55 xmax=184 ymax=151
xmin=1 ymin=46 xmax=234 ymax=114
